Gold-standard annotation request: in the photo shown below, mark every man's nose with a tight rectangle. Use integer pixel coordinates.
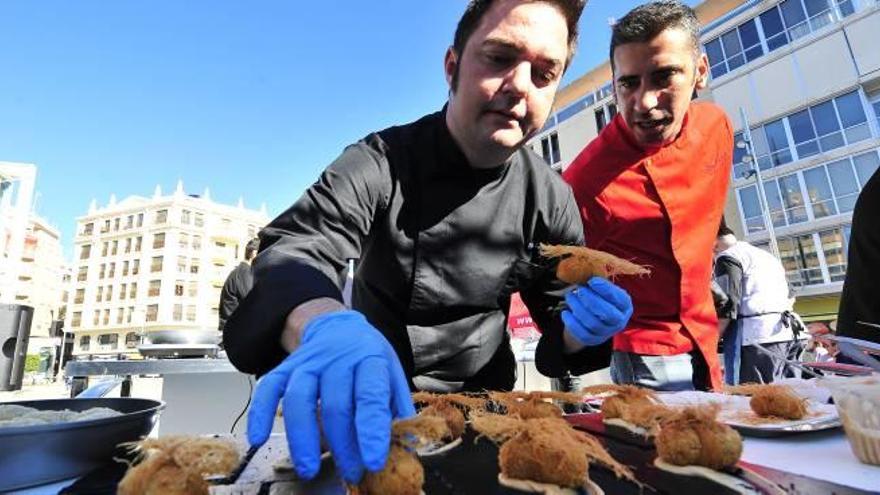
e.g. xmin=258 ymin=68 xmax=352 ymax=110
xmin=501 ymin=62 xmax=531 ymax=97
xmin=634 ymin=87 xmax=659 ymax=113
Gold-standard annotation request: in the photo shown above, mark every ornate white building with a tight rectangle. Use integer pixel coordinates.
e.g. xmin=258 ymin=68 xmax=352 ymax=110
xmin=65 ymin=182 xmax=269 ymax=356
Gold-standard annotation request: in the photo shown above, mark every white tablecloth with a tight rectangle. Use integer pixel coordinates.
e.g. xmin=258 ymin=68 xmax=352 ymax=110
xmin=741 ymin=429 xmax=880 ymax=492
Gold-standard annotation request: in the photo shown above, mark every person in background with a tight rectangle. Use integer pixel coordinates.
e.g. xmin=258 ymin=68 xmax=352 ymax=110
xmin=556 ymin=0 xmax=732 ymax=391
xmin=218 ymin=237 xmax=259 ymax=332
xmin=224 ymin=0 xmax=632 ymax=485
xmin=836 ymin=165 xmax=880 ymax=348
xmin=714 ymin=219 xmax=807 ymax=385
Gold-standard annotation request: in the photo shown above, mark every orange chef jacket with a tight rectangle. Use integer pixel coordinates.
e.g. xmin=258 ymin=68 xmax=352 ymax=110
xmin=563 ymin=102 xmax=733 ymax=390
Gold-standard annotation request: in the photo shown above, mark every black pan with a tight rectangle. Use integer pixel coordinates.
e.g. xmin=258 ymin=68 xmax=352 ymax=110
xmin=0 ymin=397 xmax=164 ymax=491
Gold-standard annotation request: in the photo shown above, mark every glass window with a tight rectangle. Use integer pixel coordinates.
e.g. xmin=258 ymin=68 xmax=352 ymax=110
xmin=181 ymin=210 xmax=191 ymax=224
xmin=778 ymin=174 xmax=808 ymax=224
xmin=738 ymin=19 xmax=764 ymax=62
xmin=595 ymin=108 xmax=607 ymax=131
xmin=117 ymin=308 xmax=124 ymax=325
xmin=826 ymin=158 xmax=860 ymax=212
xmin=125 ymin=332 xmax=139 ymax=348
xmin=763 ymin=120 xmax=793 ymax=167
xmin=132 ymin=259 xmax=140 ymax=276
xmin=125 ymin=238 xmax=132 ymax=253
xmin=72 ymin=312 xmax=82 ymax=328
xmin=186 ymin=305 xmax=197 ymax=322
xmin=738 ymin=186 xmax=765 ymax=233
xmin=129 ymin=282 xmax=137 ymax=299
xmin=77 ymin=266 xmax=88 ymax=282
xmin=153 ymin=233 xmax=166 ymax=249
xmin=835 ymin=91 xmax=870 ymax=143
xmin=802 ymin=167 xmax=837 ymax=218
xmin=173 ymin=304 xmax=183 ymax=321
xmin=146 ymin=304 xmax=158 ymax=322
xmin=137 ymin=213 xmax=144 ymax=227
xmin=780 ymin=0 xmax=809 ymax=41
xmin=188 ymin=281 xmax=198 ymax=297
xmin=179 ymin=233 xmax=189 ymax=249
xmin=148 ymin=280 xmax=161 ymax=297
xmin=80 ymin=244 xmax=91 ymax=260
xmin=108 ymin=263 xmax=115 ymax=279
xmin=721 ymin=29 xmax=745 ymax=72
xmin=96 ymin=286 xmax=103 ymax=302
xmin=101 ymin=242 xmax=109 ymax=257
xmin=155 ymin=209 xmax=168 ymax=224
xmin=811 ymin=100 xmax=845 ymax=151
xmin=175 ymin=281 xmax=184 ymax=297
xmin=788 ymin=109 xmax=819 ymax=159
xmin=760 ymin=7 xmax=788 ymax=50
xmin=837 ymin=0 xmax=855 ymax=17
xmin=195 ymin=213 xmax=204 ymax=228
xmin=705 ymin=39 xmax=727 ymax=78
xmin=853 ymin=151 xmax=880 ymax=186
xmin=82 ymin=222 xmax=94 ymax=235
xmin=135 ymin=236 xmax=142 ymax=252
xmin=120 ymin=283 xmax=127 ymax=300
xmin=804 ymin=0 xmax=834 ymax=30
xmin=79 ymin=335 xmax=90 ymax=350
xmin=819 ymin=228 xmax=848 ymax=282
xmin=126 ymin=215 xmax=133 ymax=229
xmin=193 ymin=235 xmax=202 ymax=250
xmin=151 ymin=256 xmax=163 ymax=273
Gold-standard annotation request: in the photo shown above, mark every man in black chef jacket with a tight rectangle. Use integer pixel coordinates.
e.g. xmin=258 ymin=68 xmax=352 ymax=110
xmin=837 ymin=165 xmax=880 ymax=348
xmin=224 ymin=0 xmax=634 ymax=485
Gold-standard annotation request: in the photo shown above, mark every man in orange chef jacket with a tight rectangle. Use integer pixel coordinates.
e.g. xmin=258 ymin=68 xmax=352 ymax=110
xmin=562 ymin=1 xmax=732 ymax=391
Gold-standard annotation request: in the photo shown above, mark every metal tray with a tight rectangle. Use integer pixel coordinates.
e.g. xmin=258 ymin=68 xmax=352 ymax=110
xmin=0 ymin=397 xmax=163 ymax=491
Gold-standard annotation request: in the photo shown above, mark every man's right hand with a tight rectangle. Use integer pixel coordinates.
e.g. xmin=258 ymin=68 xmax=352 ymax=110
xmin=246 ymin=310 xmax=415 ymax=483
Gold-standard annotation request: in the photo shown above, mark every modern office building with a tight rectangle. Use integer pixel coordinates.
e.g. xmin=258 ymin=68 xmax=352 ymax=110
xmin=65 ymin=182 xmax=269 ymax=356
xmin=528 ymin=0 xmax=880 ymax=322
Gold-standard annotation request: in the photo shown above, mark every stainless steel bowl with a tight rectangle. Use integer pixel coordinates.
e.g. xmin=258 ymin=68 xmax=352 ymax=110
xmin=0 ymin=397 xmax=164 ymax=491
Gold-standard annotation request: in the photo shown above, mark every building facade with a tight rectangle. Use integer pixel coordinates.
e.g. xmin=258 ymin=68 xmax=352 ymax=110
xmin=0 ymin=161 xmax=37 ymax=306
xmin=65 ymin=183 xmax=269 ymax=357
xmin=527 ymin=0 xmax=880 ymax=322
xmin=15 ymin=215 xmax=67 ymax=355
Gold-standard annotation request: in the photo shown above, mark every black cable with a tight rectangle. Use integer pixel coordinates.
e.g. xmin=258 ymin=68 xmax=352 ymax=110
xmin=230 ymin=374 xmax=254 ymax=434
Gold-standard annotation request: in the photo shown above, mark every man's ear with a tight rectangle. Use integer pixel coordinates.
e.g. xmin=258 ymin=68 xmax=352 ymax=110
xmin=694 ymin=52 xmax=709 ymax=90
xmin=444 ymin=46 xmax=458 ymax=88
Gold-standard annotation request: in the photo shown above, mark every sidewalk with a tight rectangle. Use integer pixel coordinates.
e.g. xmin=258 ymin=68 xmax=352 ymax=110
xmin=0 ymin=379 xmax=70 ymax=402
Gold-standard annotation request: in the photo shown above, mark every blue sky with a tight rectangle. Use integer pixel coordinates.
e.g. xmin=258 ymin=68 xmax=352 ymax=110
xmin=0 ymin=0 xmax=697 ymax=259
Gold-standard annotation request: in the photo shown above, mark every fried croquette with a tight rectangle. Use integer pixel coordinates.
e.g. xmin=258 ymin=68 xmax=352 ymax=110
xmin=351 ymin=415 xmax=450 ymax=495
xmin=118 ymin=436 xmax=238 ymax=495
xmin=356 ymin=445 xmax=424 ymax=495
xmin=539 ymin=244 xmax=650 ymax=283
xmin=471 ymin=414 xmax=635 ymax=487
xmin=749 ymin=385 xmax=808 ymax=420
xmin=419 ymin=400 xmax=466 ymax=439
xmin=499 ymin=419 xmax=590 ymax=488
xmin=600 ymin=386 xmax=656 ymax=420
xmin=655 ymin=406 xmax=742 ymax=470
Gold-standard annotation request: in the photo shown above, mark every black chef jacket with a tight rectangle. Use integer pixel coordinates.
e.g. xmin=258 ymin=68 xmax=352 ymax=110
xmin=218 ymin=262 xmax=253 ymax=332
xmin=837 ymin=166 xmax=880 ymax=344
xmin=223 ymin=109 xmax=610 ymax=391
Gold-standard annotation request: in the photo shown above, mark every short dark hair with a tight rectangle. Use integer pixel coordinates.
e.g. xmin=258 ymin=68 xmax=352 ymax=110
xmin=245 ymin=237 xmax=260 ymax=260
xmin=451 ymin=0 xmax=587 ymax=89
xmin=718 ymin=216 xmax=735 ymax=238
xmin=609 ymin=1 xmax=700 ymax=67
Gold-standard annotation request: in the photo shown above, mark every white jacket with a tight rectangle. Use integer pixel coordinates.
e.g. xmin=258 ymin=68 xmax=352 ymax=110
xmin=716 ymin=241 xmax=799 ymax=346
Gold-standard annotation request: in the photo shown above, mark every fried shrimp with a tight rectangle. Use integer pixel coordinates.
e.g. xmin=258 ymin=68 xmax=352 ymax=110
xmin=749 ymin=385 xmax=808 ymax=420
xmin=539 ymin=244 xmax=650 ymax=284
xmin=655 ymin=405 xmax=742 ymax=470
xmin=117 ymin=436 xmax=239 ymax=495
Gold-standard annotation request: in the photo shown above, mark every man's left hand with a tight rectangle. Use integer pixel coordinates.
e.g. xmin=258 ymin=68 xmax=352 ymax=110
xmin=562 ymin=277 xmax=633 ymax=346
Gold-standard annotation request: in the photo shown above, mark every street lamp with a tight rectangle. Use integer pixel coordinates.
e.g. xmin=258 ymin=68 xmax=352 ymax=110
xmin=738 ymin=108 xmax=781 ymax=260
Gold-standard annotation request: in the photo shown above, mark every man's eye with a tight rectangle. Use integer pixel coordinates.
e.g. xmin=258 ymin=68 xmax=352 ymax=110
xmin=486 ymin=53 xmax=513 ymax=66
xmin=536 ymin=70 xmax=557 ymax=84
xmin=618 ymin=80 xmax=635 ymax=90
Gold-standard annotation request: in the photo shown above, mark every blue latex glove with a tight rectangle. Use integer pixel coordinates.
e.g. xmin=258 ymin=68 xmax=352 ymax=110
xmin=561 ymin=277 xmax=633 ymax=346
xmin=247 ymin=310 xmax=415 ymax=483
